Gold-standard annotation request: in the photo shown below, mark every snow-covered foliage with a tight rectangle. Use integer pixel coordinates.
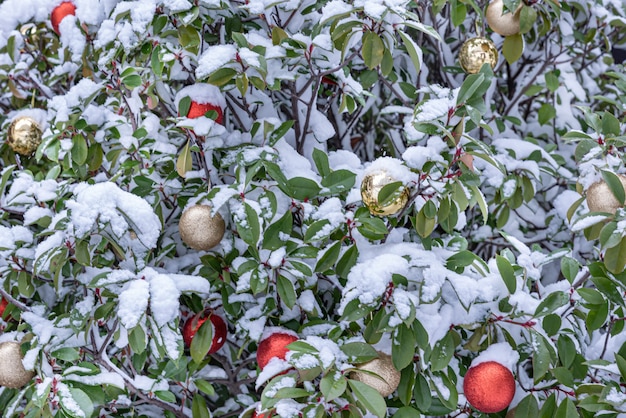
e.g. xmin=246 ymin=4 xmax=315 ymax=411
xmin=0 ymin=0 xmax=625 ymax=416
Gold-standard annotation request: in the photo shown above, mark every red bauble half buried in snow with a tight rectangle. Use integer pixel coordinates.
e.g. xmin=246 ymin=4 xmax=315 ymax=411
xmin=463 ymin=361 xmax=515 ymax=413
xmin=187 ymin=101 xmax=224 ymax=124
xmin=256 ymin=330 xmax=298 ymax=370
xmin=182 ymin=312 xmax=227 ymax=355
xmin=51 ymin=2 xmax=76 ymax=34
xmin=177 ymin=84 xmax=226 ymax=125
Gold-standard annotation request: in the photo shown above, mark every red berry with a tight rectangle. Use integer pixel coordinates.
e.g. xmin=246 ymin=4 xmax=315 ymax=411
xmin=182 ymin=313 xmax=227 ymax=355
xmin=0 ymin=297 xmax=7 ymax=317
xmin=463 ymin=361 xmax=516 ymax=413
xmin=51 ymin=2 xmax=76 ymax=34
xmin=256 ymin=332 xmax=298 ymax=370
xmin=187 ymin=101 xmax=224 ymax=125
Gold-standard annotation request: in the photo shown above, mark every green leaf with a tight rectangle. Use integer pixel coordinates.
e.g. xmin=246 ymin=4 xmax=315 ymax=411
xmin=362 ymin=31 xmax=385 ymax=69
xmin=341 ymin=342 xmax=379 ymax=363
xmin=616 ymin=354 xmax=626 ymax=382
xmin=601 ymin=111 xmax=621 ymax=137
xmin=377 ymin=182 xmax=404 ymax=206
xmin=208 ymin=67 xmax=238 ymax=86
xmin=277 ymin=275 xmax=297 ymax=309
xmin=190 ymin=317 xmax=213 ymax=363
xmin=557 ymin=335 xmax=576 ymax=368
xmin=554 ymin=398 xmax=578 ymax=418
xmin=269 ymin=120 xmax=295 ymax=146
xmin=155 ymin=390 xmax=177 ymax=403
xmin=237 ymin=203 xmax=261 ymax=247
xmin=542 ymin=313 xmax=561 ymax=336
xmin=514 ymin=394 xmax=539 ymax=418
xmin=194 ymin=379 xmax=216 ymax=396
xmin=469 ymin=185 xmax=488 ymax=225
xmin=457 ymin=73 xmax=485 ymax=105
xmin=545 ymin=71 xmax=559 ymax=92
xmin=65 ymin=388 xmax=94 ymax=418
xmin=519 ymin=5 xmax=537 ymax=33
xmin=537 ymin=103 xmax=556 ymax=125
xmin=304 ymin=219 xmax=331 ymax=242
xmin=129 ymin=325 xmax=147 ymax=354
xmin=176 ymin=140 xmax=192 ymax=178
xmin=430 ymin=332 xmax=455 ymax=372
xmin=122 ymin=74 xmax=142 ymax=89
xmin=315 ymin=241 xmax=341 ymax=273
xmin=531 ymin=331 xmax=552 ymax=383
xmin=604 ymin=237 xmax=626 ymax=274
xmin=502 ymin=33 xmax=524 ymax=64
xmin=178 ymin=25 xmax=201 ymax=53
xmin=52 ymin=347 xmax=80 ymax=362
xmin=392 ymin=406 xmax=421 ymax=418
xmin=496 ymin=255 xmax=516 ymax=294
xmin=192 ymin=394 xmax=211 ymax=418
xmin=397 ymin=30 xmax=421 ymax=73
xmin=286 ymin=177 xmax=321 ymax=200
xmin=413 ymin=373 xmax=432 ymax=413
xmin=348 ymin=379 xmax=387 ymax=417
xmin=534 ymin=291 xmax=569 ymax=317
xmin=552 ymin=367 xmax=574 ymax=387
xmin=320 ymin=373 xmax=348 ymax=402
xmin=312 ymin=147 xmax=331 ymax=177
xmin=263 ymin=211 xmax=293 ymax=250
xmin=560 ymin=257 xmax=579 ymax=283
xmin=321 ymin=170 xmax=356 ymax=194
xmin=601 ymin=170 xmax=625 ymax=205
xmin=336 ymin=245 xmax=358 ymax=280
xmin=586 ymin=300 xmax=608 ymax=331
xmin=392 ymin=324 xmax=415 ymax=370
xmin=397 ymin=366 xmax=415 ymax=406
xmin=71 ymin=134 xmax=88 ymax=165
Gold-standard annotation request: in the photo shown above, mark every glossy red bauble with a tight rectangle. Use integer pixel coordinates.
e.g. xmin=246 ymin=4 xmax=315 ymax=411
xmin=51 ymin=2 xmax=76 ymax=34
xmin=463 ymin=361 xmax=516 ymax=413
xmin=256 ymin=332 xmax=298 ymax=370
xmin=0 ymin=297 xmax=7 ymax=317
xmin=187 ymin=101 xmax=224 ymax=125
xmin=182 ymin=313 xmax=227 ymax=355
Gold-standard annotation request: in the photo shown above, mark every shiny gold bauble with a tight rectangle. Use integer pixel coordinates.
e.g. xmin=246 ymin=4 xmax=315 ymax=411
xmin=6 ymin=116 xmax=43 ymax=156
xmin=179 ymin=205 xmax=225 ymax=251
xmin=586 ymin=175 xmax=626 ymax=215
xmin=0 ymin=342 xmax=35 ymax=388
xmin=459 ymin=37 xmax=499 ymax=74
xmin=361 ymin=170 xmax=409 ymax=216
xmin=350 ymin=352 xmax=401 ymax=397
xmin=486 ymin=0 xmax=522 ymax=37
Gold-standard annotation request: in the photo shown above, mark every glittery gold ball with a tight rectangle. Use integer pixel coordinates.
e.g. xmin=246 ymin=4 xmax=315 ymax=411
xmin=361 ymin=170 xmax=409 ymax=216
xmin=0 ymin=342 xmax=35 ymax=388
xmin=179 ymin=205 xmax=225 ymax=251
xmin=6 ymin=116 xmax=43 ymax=156
xmin=350 ymin=352 xmax=401 ymax=397
xmin=586 ymin=175 xmax=626 ymax=215
xmin=486 ymin=0 xmax=521 ymax=37
xmin=459 ymin=37 xmax=499 ymax=74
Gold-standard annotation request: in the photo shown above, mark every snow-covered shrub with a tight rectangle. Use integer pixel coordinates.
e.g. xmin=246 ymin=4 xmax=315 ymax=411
xmin=0 ymin=0 xmax=625 ymax=416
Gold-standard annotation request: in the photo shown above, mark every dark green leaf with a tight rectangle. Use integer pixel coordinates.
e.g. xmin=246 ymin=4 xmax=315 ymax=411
xmin=560 ymin=257 xmax=579 ymax=283
xmin=277 ymin=275 xmax=297 ymax=309
xmin=362 ymin=31 xmax=385 ymax=69
xmin=392 ymin=406 xmax=421 ymax=418
xmin=312 ymin=147 xmax=331 ymax=177
xmin=321 ymin=170 xmax=356 ymax=193
xmin=190 ymin=318 xmax=213 ymax=363
xmin=514 ymin=394 xmax=539 ymax=418
xmin=341 ymin=342 xmax=378 ymax=363
xmin=496 ymin=254 xmax=516 ymax=294
xmin=320 ymin=373 xmax=347 ymax=401
xmin=430 ymin=332 xmax=455 ymax=372
xmin=413 ymin=373 xmax=432 ymax=412
xmin=534 ymin=291 xmax=569 ymax=317
xmin=192 ymin=394 xmax=211 ymax=418
xmin=263 ymin=211 xmax=292 ymax=250
xmin=348 ymin=379 xmax=387 ymax=417
xmin=315 ymin=241 xmax=341 ymax=273
xmin=554 ymin=398 xmax=578 ymax=418
xmin=392 ymin=324 xmax=415 ymax=370
xmin=71 ymin=134 xmax=88 ymax=165
xmin=601 ymin=170 xmax=625 ymax=205
xmin=286 ymin=177 xmax=321 ymax=200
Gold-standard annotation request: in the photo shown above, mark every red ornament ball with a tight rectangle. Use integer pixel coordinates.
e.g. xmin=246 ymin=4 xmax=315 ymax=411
xmin=463 ymin=361 xmax=515 ymax=413
xmin=256 ymin=332 xmax=298 ymax=370
xmin=187 ymin=101 xmax=224 ymax=125
xmin=0 ymin=297 xmax=7 ymax=317
xmin=182 ymin=313 xmax=227 ymax=355
xmin=51 ymin=2 xmax=76 ymax=34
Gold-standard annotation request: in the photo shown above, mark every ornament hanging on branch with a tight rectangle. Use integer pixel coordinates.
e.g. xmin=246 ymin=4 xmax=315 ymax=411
xmin=586 ymin=175 xmax=626 ymax=215
xmin=361 ymin=170 xmax=409 ymax=217
xmin=256 ymin=329 xmax=298 ymax=370
xmin=459 ymin=37 xmax=499 ymax=74
xmin=463 ymin=361 xmax=516 ymax=413
xmin=51 ymin=1 xmax=76 ymax=34
xmin=6 ymin=116 xmax=43 ymax=156
xmin=177 ymin=84 xmax=226 ymax=125
xmin=182 ymin=311 xmax=227 ymax=355
xmin=0 ymin=342 xmax=35 ymax=388
xmin=179 ymin=205 xmax=225 ymax=251
xmin=486 ymin=0 xmax=522 ymax=37
xmin=350 ymin=352 xmax=401 ymax=397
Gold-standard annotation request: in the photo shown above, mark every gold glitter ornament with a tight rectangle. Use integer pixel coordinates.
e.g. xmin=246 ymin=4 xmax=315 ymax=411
xmin=586 ymin=175 xmax=626 ymax=215
xmin=486 ymin=0 xmax=522 ymax=37
xmin=459 ymin=37 xmax=499 ymax=74
xmin=179 ymin=205 xmax=225 ymax=251
xmin=361 ymin=170 xmax=409 ymax=216
xmin=350 ymin=352 xmax=401 ymax=397
xmin=0 ymin=342 xmax=35 ymax=388
xmin=6 ymin=116 xmax=43 ymax=156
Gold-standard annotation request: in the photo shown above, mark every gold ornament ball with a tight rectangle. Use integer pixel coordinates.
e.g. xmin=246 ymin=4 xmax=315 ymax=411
xmin=361 ymin=170 xmax=409 ymax=216
xmin=459 ymin=37 xmax=499 ymax=74
xmin=586 ymin=175 xmax=626 ymax=215
xmin=179 ymin=205 xmax=225 ymax=251
xmin=6 ymin=116 xmax=43 ymax=156
xmin=0 ymin=342 xmax=35 ymax=388
xmin=486 ymin=0 xmax=522 ymax=37
xmin=350 ymin=352 xmax=401 ymax=397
